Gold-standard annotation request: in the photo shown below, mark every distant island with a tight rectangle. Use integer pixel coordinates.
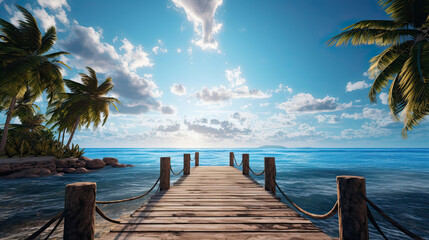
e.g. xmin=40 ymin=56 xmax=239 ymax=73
xmin=258 ymin=145 xmax=286 ymax=149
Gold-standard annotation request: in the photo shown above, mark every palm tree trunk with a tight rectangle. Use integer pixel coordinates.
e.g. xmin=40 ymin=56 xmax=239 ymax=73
xmin=0 ymin=96 xmax=17 ymax=154
xmin=66 ymin=116 xmax=80 ymax=148
xmin=58 ymin=130 xmax=61 ymax=142
xmin=61 ymin=130 xmax=65 ymax=146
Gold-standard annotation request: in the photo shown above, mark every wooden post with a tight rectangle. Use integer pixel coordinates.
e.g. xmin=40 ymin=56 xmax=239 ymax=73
xmin=337 ymin=176 xmax=368 ymax=240
xmin=229 ymin=152 xmax=234 ymax=166
xmin=184 ymin=154 xmax=191 ymax=175
xmin=264 ymin=157 xmax=276 ymax=195
xmin=242 ymin=154 xmax=249 ymax=175
xmin=195 ymin=152 xmax=199 ymax=167
xmin=64 ymin=182 xmax=96 ymax=240
xmin=160 ymin=157 xmax=170 ymax=191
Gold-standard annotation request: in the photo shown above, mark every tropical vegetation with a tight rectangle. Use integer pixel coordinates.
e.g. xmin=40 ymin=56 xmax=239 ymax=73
xmin=328 ymin=0 xmax=428 ymax=136
xmin=0 ymin=5 xmax=119 ymax=158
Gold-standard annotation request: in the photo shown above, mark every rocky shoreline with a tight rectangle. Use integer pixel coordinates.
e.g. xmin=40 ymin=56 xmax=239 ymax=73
xmin=0 ymin=156 xmax=133 ymax=179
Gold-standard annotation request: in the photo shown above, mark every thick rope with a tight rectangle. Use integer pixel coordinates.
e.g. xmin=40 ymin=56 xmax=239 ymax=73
xmin=170 ymin=166 xmax=184 ymax=175
xmin=25 ymin=211 xmax=64 ymax=240
xmin=361 ymin=194 xmax=424 ymax=240
xmin=367 ymin=206 xmax=388 ymax=240
xmin=96 ymin=177 xmax=160 ymax=204
xmin=275 ymin=180 xmax=338 ymax=220
xmin=96 ymin=205 xmax=122 ymax=224
xmin=249 ymin=167 xmax=265 ymax=176
xmin=190 ymin=156 xmax=195 ymax=162
xmin=233 ymin=155 xmax=243 ymax=167
xmin=43 ymin=213 xmax=64 ymax=240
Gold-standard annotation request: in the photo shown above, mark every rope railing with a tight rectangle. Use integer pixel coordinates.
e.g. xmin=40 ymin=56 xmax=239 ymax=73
xmin=233 ymin=155 xmax=243 ymax=167
xmin=361 ymin=194 xmax=424 ymax=240
xmin=249 ymin=166 xmax=265 ymax=176
xmin=275 ymin=180 xmax=338 ymax=220
xmin=96 ymin=177 xmax=160 ymax=204
xmin=96 ymin=205 xmax=122 ymax=224
xmin=25 ymin=211 xmax=64 ymax=240
xmin=170 ymin=166 xmax=184 ymax=175
xmin=367 ymin=207 xmax=388 ymax=240
xmin=190 ymin=156 xmax=195 ymax=162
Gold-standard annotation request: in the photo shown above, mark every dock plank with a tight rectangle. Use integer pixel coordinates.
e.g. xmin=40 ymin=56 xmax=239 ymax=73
xmin=102 ymin=166 xmax=333 ymax=239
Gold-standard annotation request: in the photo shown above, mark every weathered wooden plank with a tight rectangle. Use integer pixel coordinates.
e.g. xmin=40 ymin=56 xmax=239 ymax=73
xmin=124 ymin=216 xmax=312 ymax=224
xmin=131 ymin=210 xmax=301 ymax=217
xmin=148 ymin=198 xmax=280 ymax=202
xmin=103 ymin=232 xmax=332 ymax=240
xmin=137 ymin=206 xmax=289 ymax=211
xmin=111 ymin=223 xmax=321 ymax=232
xmin=143 ymin=201 xmax=286 ymax=206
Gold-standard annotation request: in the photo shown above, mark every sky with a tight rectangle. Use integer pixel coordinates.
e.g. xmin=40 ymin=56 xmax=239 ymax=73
xmin=1 ymin=0 xmax=428 ymax=148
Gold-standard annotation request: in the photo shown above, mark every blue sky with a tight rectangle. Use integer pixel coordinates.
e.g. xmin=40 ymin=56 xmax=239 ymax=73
xmin=1 ymin=0 xmax=428 ymax=148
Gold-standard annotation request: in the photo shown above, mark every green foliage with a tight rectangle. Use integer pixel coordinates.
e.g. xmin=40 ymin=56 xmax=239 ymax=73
xmin=328 ymin=0 xmax=429 ymax=136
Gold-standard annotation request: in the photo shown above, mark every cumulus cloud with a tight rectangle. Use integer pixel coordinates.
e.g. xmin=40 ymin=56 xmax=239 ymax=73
xmin=277 ymin=93 xmax=351 ymax=113
xmin=232 ymin=112 xmax=246 ymax=124
xmin=275 ymin=84 xmax=293 ymax=94
xmin=177 ymin=48 xmax=182 ymax=53
xmin=185 ymin=118 xmax=251 ymax=139
xmin=341 ymin=107 xmax=394 ymax=128
xmin=156 ymin=123 xmax=180 ymax=132
xmin=33 ymin=7 xmax=56 ymax=31
xmin=315 ymin=115 xmax=340 ymax=124
xmin=225 ymin=67 xmax=246 ymax=87
xmin=195 ymin=85 xmax=270 ymax=103
xmin=37 ymin=0 xmax=71 ymax=11
xmin=270 ymin=123 xmax=326 ymax=140
xmin=170 ymin=83 xmax=187 ymax=96
xmin=379 ymin=92 xmax=388 ymax=105
xmin=60 ymin=23 xmax=171 ymax=115
xmin=346 ymin=80 xmax=371 ymax=92
xmin=172 ymin=0 xmax=223 ymax=50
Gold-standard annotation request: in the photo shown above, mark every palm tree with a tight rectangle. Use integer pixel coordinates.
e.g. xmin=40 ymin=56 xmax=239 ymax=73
xmin=328 ymin=0 xmax=428 ymax=136
xmin=10 ymin=112 xmax=47 ymax=135
xmin=0 ymin=5 xmax=68 ymax=153
xmin=47 ymin=67 xmax=120 ymax=147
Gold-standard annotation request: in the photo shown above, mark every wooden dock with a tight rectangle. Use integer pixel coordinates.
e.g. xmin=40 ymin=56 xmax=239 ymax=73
xmin=103 ymin=166 xmax=332 ymax=239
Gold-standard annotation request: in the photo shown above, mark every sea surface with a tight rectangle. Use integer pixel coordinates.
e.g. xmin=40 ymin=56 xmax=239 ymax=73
xmin=0 ymin=148 xmax=428 ymax=239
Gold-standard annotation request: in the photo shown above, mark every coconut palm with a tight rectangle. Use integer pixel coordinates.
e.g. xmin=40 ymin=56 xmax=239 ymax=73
xmin=328 ymin=0 xmax=429 ymax=136
xmin=47 ymin=67 xmax=120 ymax=147
xmin=0 ymin=5 xmax=68 ymax=153
xmin=10 ymin=112 xmax=47 ymax=135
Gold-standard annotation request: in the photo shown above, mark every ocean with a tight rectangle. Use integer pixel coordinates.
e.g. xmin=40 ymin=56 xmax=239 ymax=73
xmin=0 ymin=148 xmax=428 ymax=239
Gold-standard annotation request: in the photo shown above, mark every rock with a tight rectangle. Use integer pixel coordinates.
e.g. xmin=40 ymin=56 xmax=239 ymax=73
xmin=79 ymin=156 xmax=92 ymax=162
xmin=54 ymin=172 xmax=64 ymax=177
xmin=103 ymin=157 xmax=118 ymax=165
xmin=6 ymin=171 xmax=26 ymax=179
xmin=73 ymin=167 xmax=89 ymax=174
xmin=86 ymin=159 xmax=105 ymax=169
xmin=0 ymin=164 xmax=12 ymax=176
xmin=63 ymin=168 xmax=76 ymax=173
xmin=23 ymin=168 xmax=41 ymax=175
xmin=126 ymin=164 xmax=134 ymax=167
xmin=55 ymin=159 xmax=69 ymax=168
xmin=111 ymin=162 xmax=126 ymax=168
xmin=39 ymin=168 xmax=51 ymax=176
xmin=25 ymin=174 xmax=40 ymax=178
xmin=56 ymin=168 xmax=64 ymax=172
xmin=75 ymin=160 xmax=86 ymax=168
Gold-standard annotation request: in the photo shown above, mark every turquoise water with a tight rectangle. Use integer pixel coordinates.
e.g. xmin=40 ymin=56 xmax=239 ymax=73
xmin=0 ymin=148 xmax=428 ymax=239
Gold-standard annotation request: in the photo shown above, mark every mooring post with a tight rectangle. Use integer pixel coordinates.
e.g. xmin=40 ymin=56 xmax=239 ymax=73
xmin=195 ymin=152 xmax=199 ymax=167
xmin=229 ymin=152 xmax=234 ymax=166
xmin=160 ymin=157 xmax=170 ymax=190
xmin=184 ymin=154 xmax=191 ymax=175
xmin=242 ymin=154 xmax=249 ymax=175
xmin=264 ymin=157 xmax=276 ymax=195
xmin=337 ymin=176 xmax=368 ymax=240
xmin=64 ymin=182 xmax=96 ymax=240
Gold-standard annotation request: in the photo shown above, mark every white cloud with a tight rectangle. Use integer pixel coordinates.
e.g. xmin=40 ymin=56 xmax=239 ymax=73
xmin=33 ymin=8 xmax=56 ymax=31
xmin=195 ymin=85 xmax=270 ymax=103
xmin=341 ymin=107 xmax=394 ymax=127
xmin=55 ymin=8 xmax=69 ymax=24
xmin=120 ymin=38 xmax=153 ymax=70
xmin=187 ymin=47 xmax=193 ymax=55
xmin=275 ymin=84 xmax=293 ymax=94
xmin=315 ymin=115 xmax=340 ymax=124
xmin=278 ymin=93 xmax=351 ymax=113
xmin=177 ymin=48 xmax=182 ymax=53
xmin=172 ymin=0 xmax=223 ymax=50
xmin=225 ymin=67 xmax=246 ymax=87
xmin=152 ymin=40 xmax=168 ymax=54
xmin=260 ymin=102 xmax=270 ymax=107
xmin=184 ymin=117 xmax=251 ymax=139
xmin=170 ymin=83 xmax=187 ymax=96
xmin=346 ymin=80 xmax=371 ymax=92
xmin=37 ymin=0 xmax=70 ymax=11
xmin=60 ymin=23 xmax=171 ymax=115
xmin=379 ymin=92 xmax=388 ymax=105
